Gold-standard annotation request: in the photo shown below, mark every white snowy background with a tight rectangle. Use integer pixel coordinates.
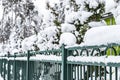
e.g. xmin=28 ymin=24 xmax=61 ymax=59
xmin=0 ymin=0 xmax=120 ymax=80
xmin=0 ymin=0 xmax=120 ymax=54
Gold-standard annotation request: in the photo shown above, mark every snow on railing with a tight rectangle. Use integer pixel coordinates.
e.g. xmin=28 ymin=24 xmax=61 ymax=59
xmin=67 ymin=56 xmax=120 ymax=64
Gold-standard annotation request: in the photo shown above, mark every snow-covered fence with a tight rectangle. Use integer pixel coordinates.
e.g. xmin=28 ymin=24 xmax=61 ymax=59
xmin=67 ymin=43 xmax=120 ymax=80
xmin=0 ymin=44 xmax=120 ymax=80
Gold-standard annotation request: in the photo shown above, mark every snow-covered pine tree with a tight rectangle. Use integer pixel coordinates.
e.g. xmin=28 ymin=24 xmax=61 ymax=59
xmin=46 ymin=0 xmax=105 ymax=45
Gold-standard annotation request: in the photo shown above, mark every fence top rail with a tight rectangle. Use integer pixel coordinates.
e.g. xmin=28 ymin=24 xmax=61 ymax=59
xmin=68 ymin=55 xmax=120 ymax=63
xmin=0 ymin=43 xmax=120 ymax=58
xmin=67 ymin=61 xmax=120 ymax=67
xmin=67 ymin=55 xmax=120 ymax=67
xmin=0 ymin=49 xmax=62 ymax=58
xmin=29 ymin=49 xmax=62 ymax=55
xmin=66 ymin=43 xmax=120 ymax=50
xmin=0 ymin=54 xmax=62 ymax=62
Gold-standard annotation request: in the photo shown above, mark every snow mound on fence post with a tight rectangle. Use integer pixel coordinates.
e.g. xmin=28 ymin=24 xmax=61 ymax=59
xmin=83 ymin=25 xmax=120 ymax=45
xmin=59 ymin=32 xmax=76 ymax=46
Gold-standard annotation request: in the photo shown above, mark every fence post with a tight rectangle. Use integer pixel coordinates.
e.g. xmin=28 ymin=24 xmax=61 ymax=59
xmin=26 ymin=50 xmax=30 ymax=80
xmin=62 ymin=44 xmax=67 ymax=80
xmin=0 ymin=59 xmax=2 ymax=76
xmin=67 ymin=50 xmax=72 ymax=80
xmin=14 ymin=53 xmax=16 ymax=80
xmin=3 ymin=59 xmax=6 ymax=80
xmin=7 ymin=53 xmax=10 ymax=80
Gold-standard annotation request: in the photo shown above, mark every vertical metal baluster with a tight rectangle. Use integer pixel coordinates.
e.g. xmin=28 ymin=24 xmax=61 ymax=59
xmin=26 ymin=51 xmax=30 ymax=80
xmin=55 ymin=63 xmax=57 ymax=80
xmin=62 ymin=44 xmax=67 ymax=80
xmin=80 ymin=65 xmax=82 ymax=80
xmin=74 ymin=65 xmax=76 ymax=80
xmin=115 ymin=67 xmax=118 ymax=80
xmin=95 ymin=66 xmax=97 ymax=80
xmin=90 ymin=66 xmax=93 ymax=80
xmin=99 ymin=66 xmax=101 ymax=80
xmin=60 ymin=64 xmax=62 ymax=80
xmin=110 ymin=67 xmax=112 ymax=80
xmin=87 ymin=65 xmax=90 ymax=80
xmin=4 ymin=60 xmax=6 ymax=80
xmin=7 ymin=54 xmax=10 ymax=80
xmin=13 ymin=56 xmax=16 ymax=80
xmin=77 ymin=65 xmax=79 ymax=80
xmin=104 ymin=66 xmax=106 ymax=80
xmin=83 ymin=65 xmax=85 ymax=80
xmin=71 ymin=64 xmax=73 ymax=80
xmin=56 ymin=63 xmax=58 ymax=80
xmin=67 ymin=64 xmax=69 ymax=80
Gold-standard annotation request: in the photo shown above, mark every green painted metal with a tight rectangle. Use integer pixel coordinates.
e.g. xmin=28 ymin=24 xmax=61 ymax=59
xmin=0 ymin=43 xmax=120 ymax=80
xmin=26 ymin=50 xmax=30 ymax=80
xmin=62 ymin=44 xmax=67 ymax=80
xmin=14 ymin=53 xmax=16 ymax=80
xmin=115 ymin=67 xmax=118 ymax=80
xmin=7 ymin=53 xmax=10 ymax=80
xmin=67 ymin=64 xmax=72 ymax=80
xmin=3 ymin=59 xmax=6 ymax=80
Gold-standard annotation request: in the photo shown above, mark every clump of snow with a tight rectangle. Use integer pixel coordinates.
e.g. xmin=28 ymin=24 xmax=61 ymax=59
xmin=36 ymin=33 xmax=44 ymax=44
xmin=21 ymin=35 xmax=37 ymax=51
xmin=46 ymin=0 xmax=60 ymax=7
xmin=65 ymin=12 xmax=78 ymax=23
xmin=88 ymin=0 xmax=99 ymax=9
xmin=30 ymin=54 xmax=61 ymax=61
xmin=0 ymin=75 xmax=3 ymax=80
xmin=0 ymin=1 xmax=3 ymax=20
xmin=42 ymin=26 xmax=58 ymax=39
xmin=114 ymin=5 xmax=120 ymax=24
xmin=105 ymin=0 xmax=116 ymax=12
xmin=107 ymin=1 xmax=120 ymax=25
xmin=59 ymin=32 xmax=76 ymax=46
xmin=20 ymin=26 xmax=59 ymax=51
xmin=75 ymin=0 xmax=84 ymax=5
xmin=65 ymin=11 xmax=93 ymax=24
xmin=84 ymin=25 xmax=120 ymax=46
xmin=68 ymin=56 xmax=120 ymax=64
xmin=88 ymin=21 xmax=106 ymax=27
xmin=115 ymin=15 xmax=120 ymax=25
xmin=61 ymin=23 xmax=76 ymax=32
xmin=33 ymin=0 xmax=47 ymax=15
xmin=80 ymin=11 xmax=93 ymax=24
xmin=15 ymin=57 xmax=27 ymax=61
xmin=98 ymin=0 xmax=105 ymax=3
xmin=42 ymin=10 xmax=55 ymax=28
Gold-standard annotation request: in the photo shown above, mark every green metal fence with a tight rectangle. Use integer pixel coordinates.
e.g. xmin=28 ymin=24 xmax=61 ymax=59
xmin=0 ymin=43 xmax=120 ymax=80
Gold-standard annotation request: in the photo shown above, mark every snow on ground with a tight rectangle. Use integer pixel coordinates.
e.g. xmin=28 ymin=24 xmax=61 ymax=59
xmin=83 ymin=25 xmax=120 ymax=46
xmin=0 ymin=75 xmax=3 ymax=80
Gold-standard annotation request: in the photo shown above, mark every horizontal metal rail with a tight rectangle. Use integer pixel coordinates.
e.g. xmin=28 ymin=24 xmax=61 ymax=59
xmin=0 ymin=44 xmax=120 ymax=80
